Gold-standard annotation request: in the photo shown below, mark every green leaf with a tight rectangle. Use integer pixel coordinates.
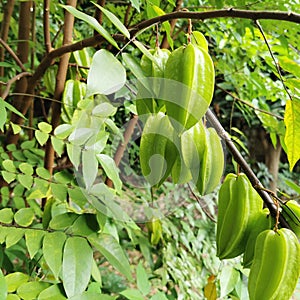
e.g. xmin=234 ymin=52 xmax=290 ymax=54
xmin=0 ymin=98 xmax=7 ymax=131
xmin=5 ymin=227 xmax=24 ymax=248
xmin=68 ymin=128 xmax=94 ymax=145
xmin=53 ymin=171 xmax=73 ymax=184
xmin=2 ymin=159 xmax=16 ymax=172
xmin=92 ymin=102 xmax=117 ymax=117
xmin=3 ymin=99 xmax=26 ymax=120
xmin=219 ymin=266 xmax=240 ymax=298
xmin=10 ymin=122 xmax=22 ymax=134
xmin=38 ymin=122 xmax=52 ymax=133
xmin=88 ymin=233 xmax=133 ymax=281
xmin=67 ymin=143 xmax=81 ymax=170
xmin=136 ymin=262 xmax=150 ymax=296
xmin=91 ymin=259 xmax=102 ymax=284
xmin=150 ymin=292 xmax=168 ymax=300
xmin=83 ymin=149 xmax=98 ymax=190
xmin=5 ymin=272 xmax=29 ymax=293
xmin=284 ymin=98 xmax=300 ymax=170
xmin=61 ymin=5 xmax=119 ymax=49
xmin=86 ymin=49 xmax=126 ymax=96
xmin=19 ymin=162 xmax=34 ymax=175
xmin=54 ymin=124 xmax=73 ymax=139
xmin=25 ymin=229 xmax=46 ymax=259
xmin=120 ymin=289 xmax=145 ymax=300
xmin=67 ymin=214 xmax=99 ymax=236
xmin=43 ymin=231 xmax=66 ymax=280
xmin=51 ymin=183 xmax=67 ymax=202
xmin=62 ymin=237 xmax=93 ymax=298
xmin=37 ymin=284 xmax=66 ymax=300
xmin=96 ymin=154 xmax=122 ymax=192
xmin=1 ymin=171 xmax=16 ymax=184
xmin=14 ymin=208 xmax=35 ymax=227
xmin=0 ymin=269 xmax=7 ymax=300
xmin=35 ymin=130 xmax=49 ymax=146
xmin=133 ymin=41 xmax=155 ymax=64
xmin=122 ymin=53 xmax=146 ymax=80
xmin=49 ymin=213 xmax=78 ymax=230
xmin=51 ymin=136 xmax=65 ymax=157
xmin=92 ymin=2 xmax=130 ymax=38
xmin=68 ymin=293 xmax=116 ymax=300
xmin=27 ymin=189 xmax=47 ymax=200
xmin=36 ymin=167 xmax=51 ymax=180
xmin=0 ymin=208 xmax=14 ymax=224
xmin=0 ymin=226 xmax=10 ymax=243
xmin=129 ymin=0 xmax=140 ymax=12
xmin=17 ymin=174 xmax=33 ymax=190
xmin=17 ymin=282 xmax=50 ymax=300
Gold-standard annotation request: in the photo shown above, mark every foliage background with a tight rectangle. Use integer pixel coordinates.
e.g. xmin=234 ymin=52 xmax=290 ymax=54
xmin=0 ymin=0 xmax=300 ymax=299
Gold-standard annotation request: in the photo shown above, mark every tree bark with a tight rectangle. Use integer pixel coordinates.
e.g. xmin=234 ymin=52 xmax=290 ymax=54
xmin=0 ymin=0 xmax=15 ymax=93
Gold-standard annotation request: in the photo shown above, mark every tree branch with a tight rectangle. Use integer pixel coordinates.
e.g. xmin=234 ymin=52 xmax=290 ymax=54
xmin=43 ymin=0 xmax=53 ymax=53
xmin=0 ymin=38 xmax=27 ymax=72
xmin=1 ymin=72 xmax=32 ymax=100
xmin=130 ymin=9 xmax=300 ymax=35
xmin=205 ymin=109 xmax=289 ymax=228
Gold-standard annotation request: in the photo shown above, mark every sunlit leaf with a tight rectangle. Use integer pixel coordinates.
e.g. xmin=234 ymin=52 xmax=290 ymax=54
xmin=19 ymin=162 xmax=34 ymax=175
xmin=62 ymin=237 xmax=93 ymax=298
xmin=5 ymin=227 xmax=24 ymax=248
xmin=25 ymin=229 xmax=46 ymax=259
xmin=38 ymin=122 xmax=52 ymax=133
xmin=83 ymin=148 xmax=98 ymax=190
xmin=5 ymin=273 xmax=29 ymax=293
xmin=17 ymin=282 xmax=50 ymax=299
xmin=87 ymin=49 xmax=126 ymax=96
xmin=14 ymin=208 xmax=35 ymax=227
xmin=61 ymin=5 xmax=119 ymax=49
xmin=88 ymin=233 xmax=133 ymax=281
xmin=37 ymin=284 xmax=66 ymax=300
xmin=35 ymin=130 xmax=49 ymax=146
xmin=120 ymin=289 xmax=144 ymax=300
xmin=96 ymin=154 xmax=122 ymax=192
xmin=0 ymin=269 xmax=7 ymax=300
xmin=92 ymin=2 xmax=130 ymax=38
xmin=284 ymin=98 xmax=300 ymax=170
xmin=0 ymin=208 xmax=14 ymax=224
xmin=136 ymin=262 xmax=150 ymax=296
xmin=43 ymin=232 xmax=66 ymax=280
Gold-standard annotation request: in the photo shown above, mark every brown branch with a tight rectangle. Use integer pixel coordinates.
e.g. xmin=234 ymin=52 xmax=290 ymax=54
xmin=43 ymin=0 xmax=77 ymax=194
xmin=0 ymin=38 xmax=27 ymax=72
xmin=205 ymin=109 xmax=290 ymax=228
xmin=106 ymin=114 xmax=139 ymax=188
xmin=0 ymin=0 xmax=15 ymax=92
xmin=4 ymin=8 xmax=300 ymax=146
xmin=124 ymin=3 xmax=132 ymax=27
xmin=161 ymin=0 xmax=183 ymax=49
xmin=130 ymin=9 xmax=300 ymax=35
xmin=44 ymin=0 xmax=53 ymax=53
xmin=1 ymin=72 xmax=32 ymax=100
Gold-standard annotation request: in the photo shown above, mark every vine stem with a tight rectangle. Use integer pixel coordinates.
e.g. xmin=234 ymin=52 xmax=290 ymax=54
xmin=205 ymin=109 xmax=290 ymax=228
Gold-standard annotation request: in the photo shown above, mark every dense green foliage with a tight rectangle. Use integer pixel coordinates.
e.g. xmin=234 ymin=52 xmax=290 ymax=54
xmin=0 ymin=0 xmax=300 ymax=299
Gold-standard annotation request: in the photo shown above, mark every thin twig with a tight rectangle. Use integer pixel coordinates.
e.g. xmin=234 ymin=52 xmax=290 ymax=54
xmin=217 ymin=84 xmax=284 ymax=120
xmin=188 ymin=184 xmax=216 ymax=222
xmin=1 ymin=72 xmax=32 ymax=100
xmin=0 ymin=38 xmax=27 ymax=72
xmin=106 ymin=114 xmax=139 ymax=188
xmin=255 ymin=20 xmax=293 ymax=101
